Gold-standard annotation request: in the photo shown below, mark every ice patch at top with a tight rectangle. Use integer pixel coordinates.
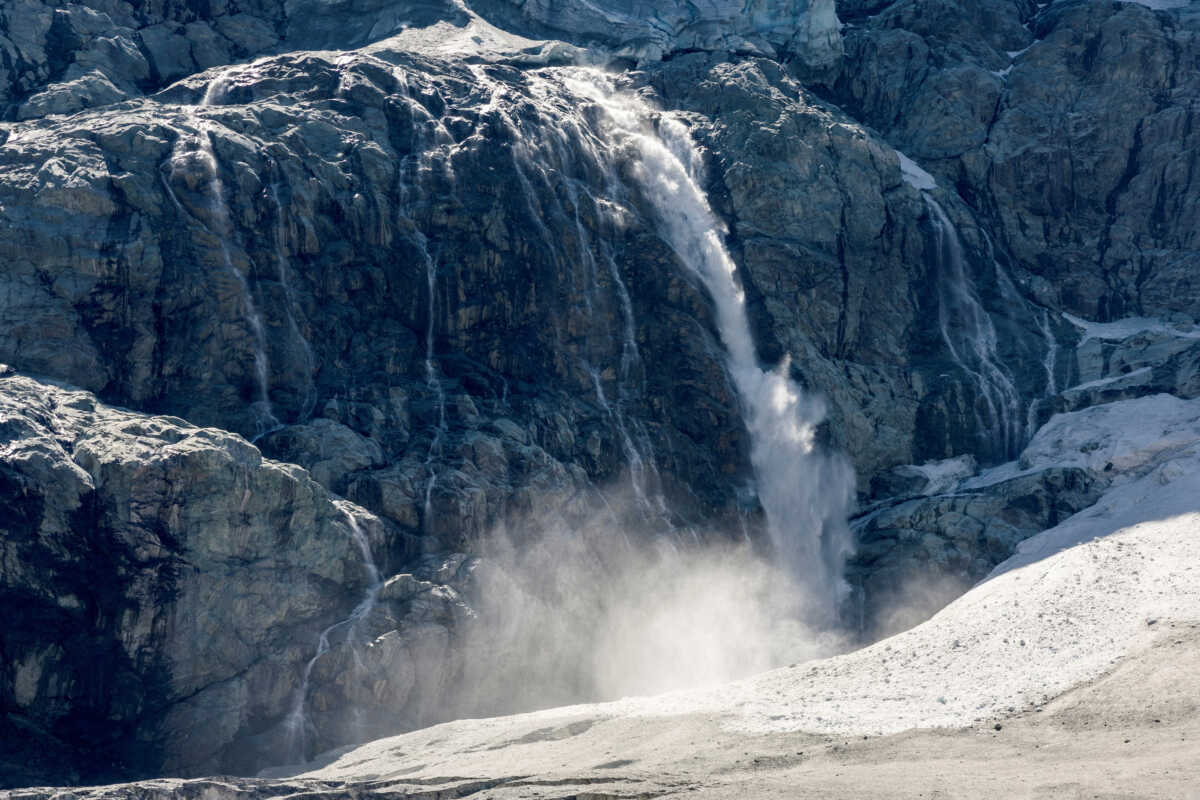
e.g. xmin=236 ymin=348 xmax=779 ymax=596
xmin=473 ymin=0 xmax=843 ymax=66
xmin=897 ymin=151 xmax=937 ymax=190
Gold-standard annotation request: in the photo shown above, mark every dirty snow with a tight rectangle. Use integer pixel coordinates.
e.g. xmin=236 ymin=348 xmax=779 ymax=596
xmin=1063 ymin=312 xmax=1200 ymax=344
xmin=1064 ymin=366 xmax=1153 ymax=392
xmin=964 ymin=393 xmax=1200 ymax=490
xmin=897 ymin=151 xmax=937 ymax=190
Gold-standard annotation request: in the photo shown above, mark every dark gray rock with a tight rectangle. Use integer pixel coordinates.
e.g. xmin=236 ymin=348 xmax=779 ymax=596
xmin=830 ymin=0 xmax=1200 ymax=322
xmin=0 ymin=372 xmax=383 ymax=783
xmin=3 ymin=0 xmax=1200 ymax=787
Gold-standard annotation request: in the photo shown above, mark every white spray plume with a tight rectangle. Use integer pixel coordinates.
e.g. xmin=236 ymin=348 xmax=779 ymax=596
xmin=445 ymin=492 xmax=849 ymax=717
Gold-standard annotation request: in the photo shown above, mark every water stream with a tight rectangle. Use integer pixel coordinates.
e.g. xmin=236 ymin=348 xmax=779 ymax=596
xmin=924 ymin=195 xmax=1023 ymax=460
xmin=269 ymin=182 xmax=319 ymax=422
xmin=282 ymin=509 xmax=382 ymax=764
xmin=556 ymin=69 xmax=855 ymax=621
xmin=163 ymin=73 xmax=281 ymax=439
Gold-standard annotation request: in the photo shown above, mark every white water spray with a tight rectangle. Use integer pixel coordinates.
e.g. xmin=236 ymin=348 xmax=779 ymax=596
xmin=924 ymin=195 xmax=1023 ymax=459
xmin=164 ymin=72 xmax=280 ymax=439
xmin=558 ymin=70 xmax=855 ymax=620
xmin=283 ymin=508 xmax=382 ymax=763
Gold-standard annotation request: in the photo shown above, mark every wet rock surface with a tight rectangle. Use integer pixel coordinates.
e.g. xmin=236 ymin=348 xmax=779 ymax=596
xmin=831 ymin=0 xmax=1200 ymax=321
xmin=2 ymin=0 xmax=1200 ymax=786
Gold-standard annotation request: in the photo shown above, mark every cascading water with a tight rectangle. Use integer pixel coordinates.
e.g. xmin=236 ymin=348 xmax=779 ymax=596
xmin=261 ymin=65 xmax=862 ymax=764
xmin=390 ymin=70 xmax=454 ymax=522
xmin=282 ymin=508 xmax=382 ymax=764
xmin=567 ymin=181 xmax=661 ymax=517
xmin=421 ymin=233 xmax=447 ymax=520
xmin=269 ymin=182 xmax=319 ymax=422
xmin=459 ymin=64 xmax=666 ymax=520
xmin=1031 ymin=307 xmax=1059 ymax=432
xmin=163 ymin=73 xmax=281 ymax=439
xmin=923 ymin=195 xmax=1023 ymax=460
xmin=554 ymin=69 xmax=855 ymax=620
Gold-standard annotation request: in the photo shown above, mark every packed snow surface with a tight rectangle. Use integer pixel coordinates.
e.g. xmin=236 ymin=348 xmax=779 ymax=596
xmin=305 ymin=393 xmax=1200 ymax=778
xmin=1063 ymin=311 xmax=1200 ymax=343
xmin=897 ymin=150 xmax=936 ymax=190
xmin=965 ymin=393 xmax=1200 ymax=489
xmin=622 ymin=514 xmax=1198 ymax=737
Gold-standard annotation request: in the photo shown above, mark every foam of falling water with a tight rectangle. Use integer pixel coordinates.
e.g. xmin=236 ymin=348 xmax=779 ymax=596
xmin=421 ymin=235 xmax=448 ymax=520
xmin=1023 ymin=305 xmax=1061 ymax=436
xmin=923 ymin=195 xmax=1023 ymax=460
xmin=163 ymin=72 xmax=281 ymax=439
xmin=270 ymin=182 xmax=319 ymax=421
xmin=282 ymin=509 xmax=382 ymax=764
xmin=557 ymin=69 xmax=855 ymax=621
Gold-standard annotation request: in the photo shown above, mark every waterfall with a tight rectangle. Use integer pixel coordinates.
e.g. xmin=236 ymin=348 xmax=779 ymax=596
xmin=421 ymin=233 xmax=447 ymax=520
xmin=923 ymin=195 xmax=1023 ymax=460
xmin=391 ymin=71 xmax=453 ymax=525
xmin=460 ymin=64 xmax=666 ymax=520
xmin=269 ymin=182 xmax=319 ymax=422
xmin=566 ymin=172 xmax=661 ymax=517
xmin=556 ymin=69 xmax=855 ymax=620
xmin=163 ymin=72 xmax=280 ymax=439
xmin=282 ymin=508 xmax=382 ymax=764
xmin=1022 ymin=299 xmax=1061 ymax=437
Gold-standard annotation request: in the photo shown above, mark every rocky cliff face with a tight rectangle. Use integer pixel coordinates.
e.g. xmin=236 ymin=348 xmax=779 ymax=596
xmin=2 ymin=0 xmax=1199 ymax=786
xmin=0 ymin=371 xmax=375 ymax=780
xmin=832 ymin=0 xmax=1200 ymax=321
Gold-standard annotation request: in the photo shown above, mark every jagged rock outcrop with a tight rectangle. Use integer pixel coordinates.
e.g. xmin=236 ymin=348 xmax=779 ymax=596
xmin=1 ymin=0 xmax=842 ymax=123
xmin=0 ymin=44 xmax=765 ymax=548
xmin=848 ymin=465 xmax=1101 ymax=638
xmin=848 ymin=389 xmax=1200 ymax=639
xmin=0 ymin=369 xmax=495 ymax=782
xmin=0 ymin=0 xmax=469 ymax=120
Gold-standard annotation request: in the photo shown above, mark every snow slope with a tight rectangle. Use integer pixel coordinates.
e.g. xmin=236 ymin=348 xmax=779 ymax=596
xmin=301 ymin=393 xmax=1200 ymax=784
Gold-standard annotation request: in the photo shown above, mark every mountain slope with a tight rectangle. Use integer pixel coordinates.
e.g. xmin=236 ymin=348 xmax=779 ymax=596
xmin=3 ymin=0 xmax=1200 ymax=786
